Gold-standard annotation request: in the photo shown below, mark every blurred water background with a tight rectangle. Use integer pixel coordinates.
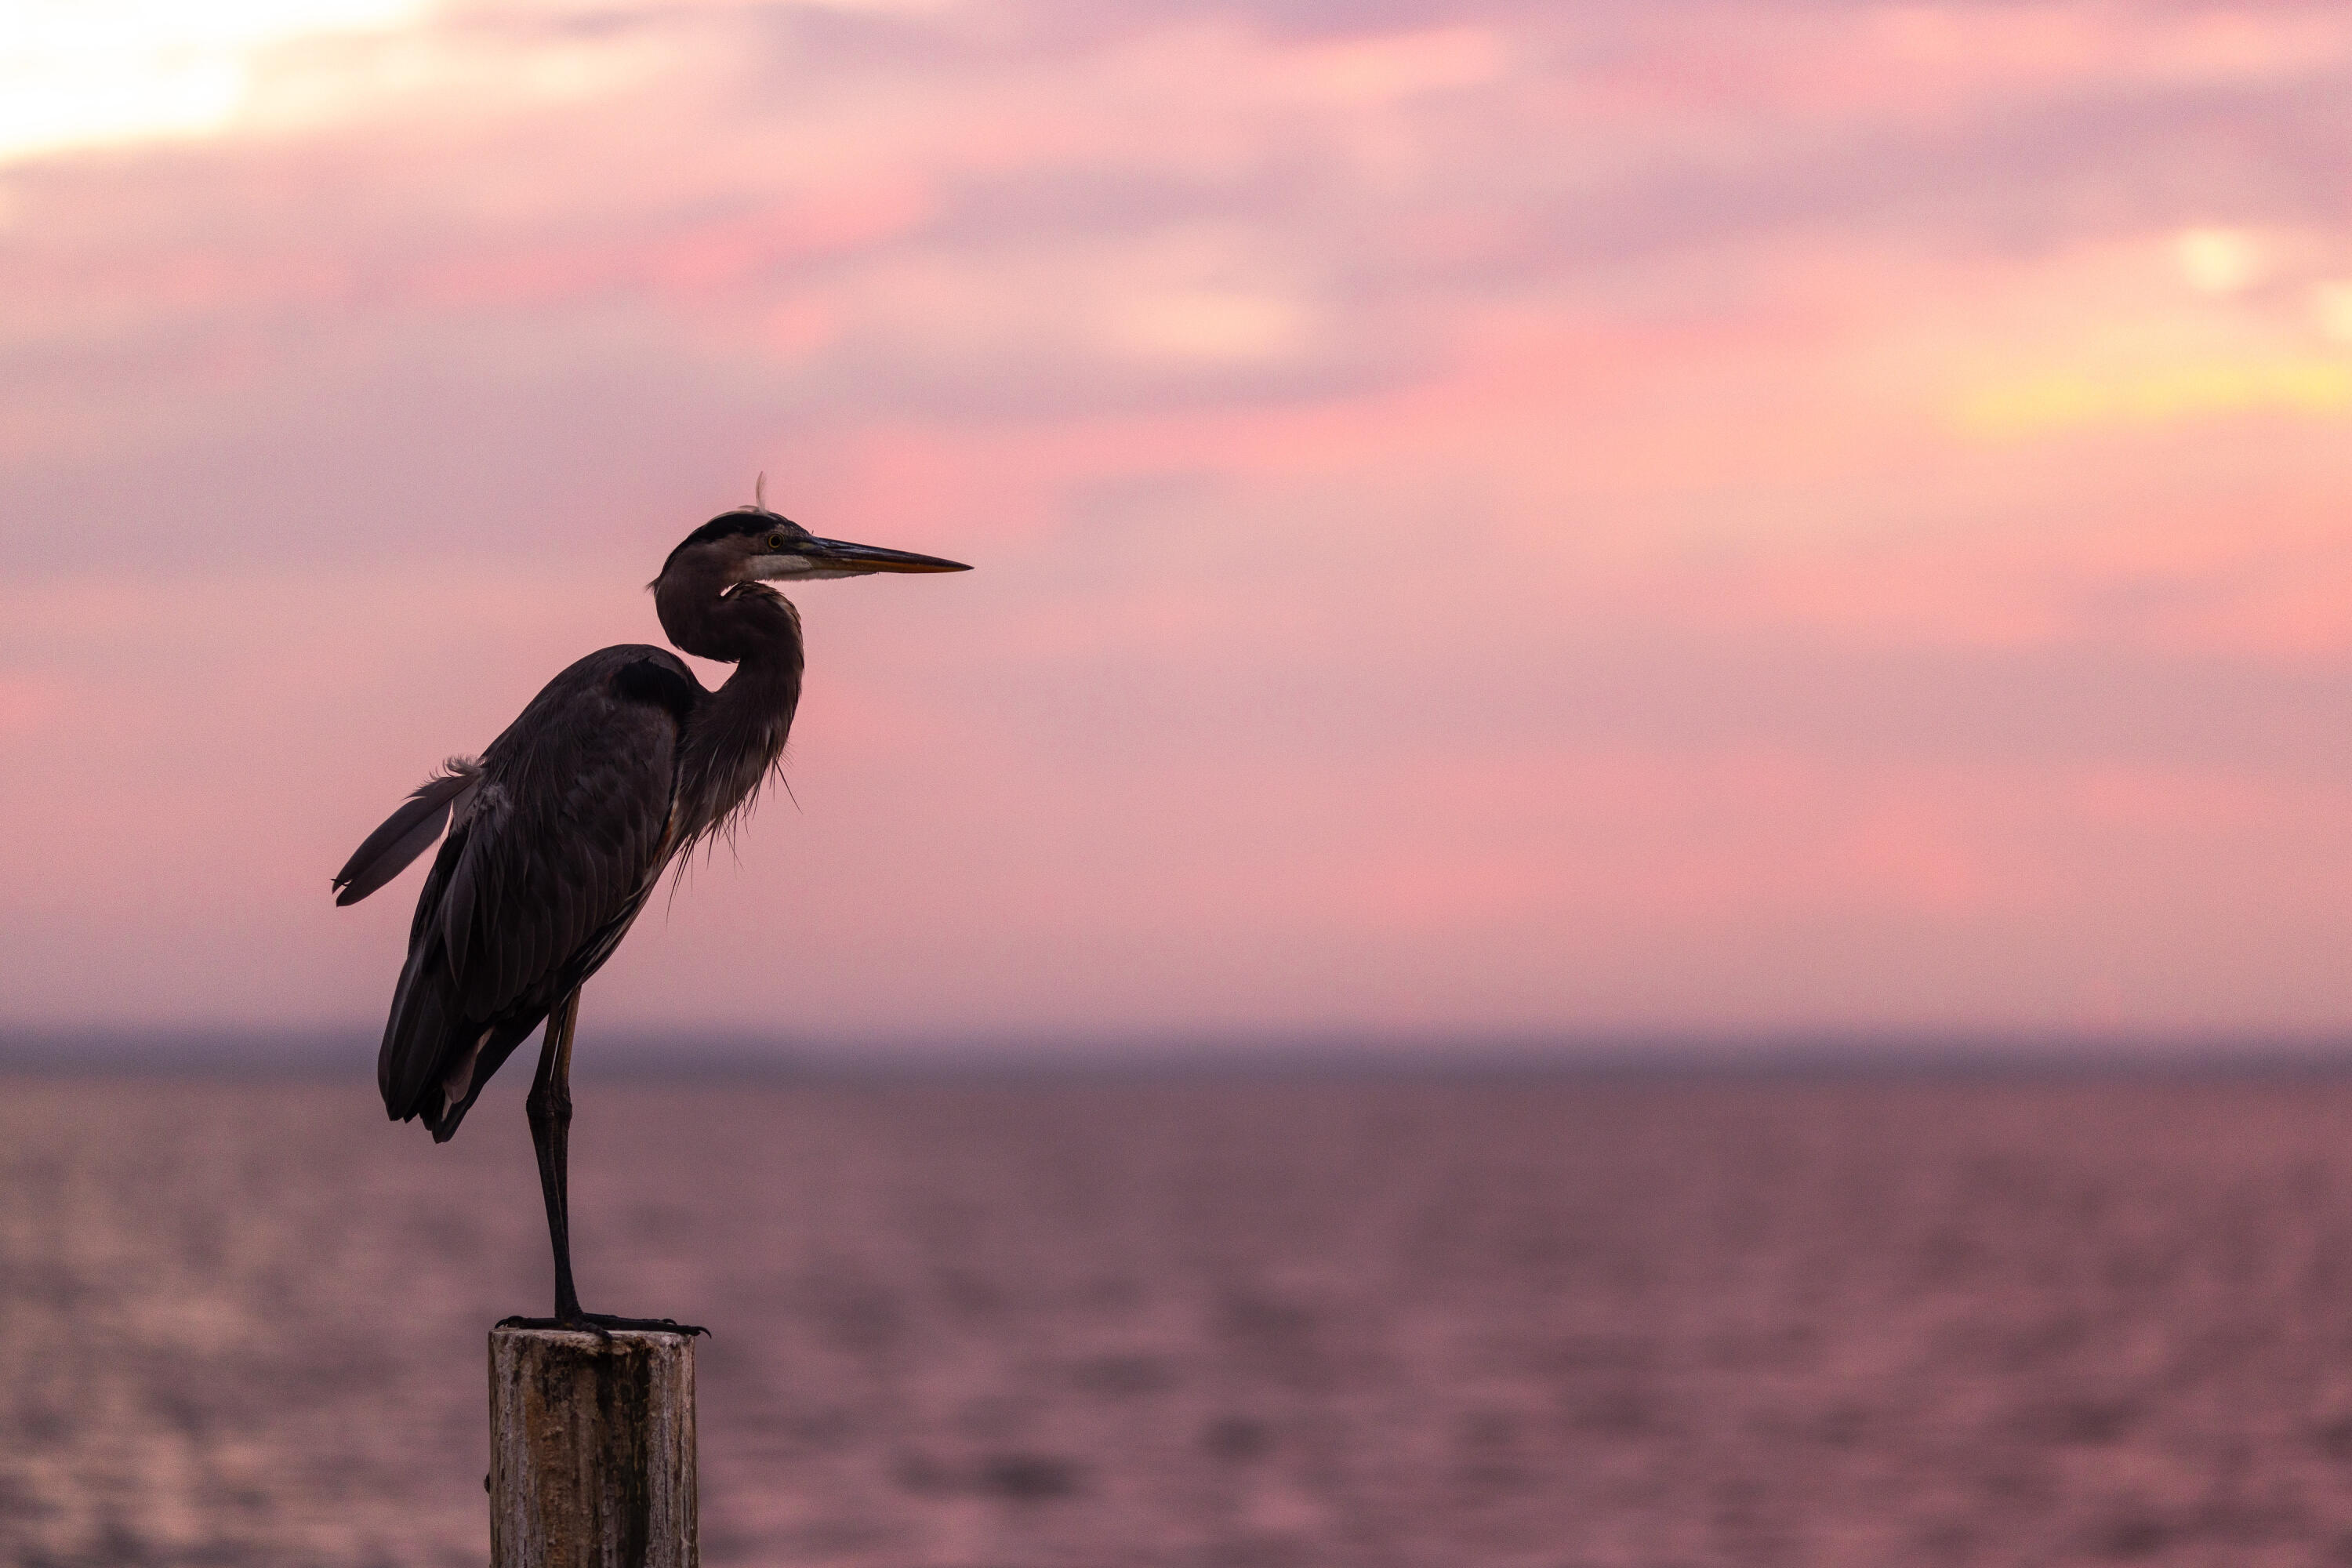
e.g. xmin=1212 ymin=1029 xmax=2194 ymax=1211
xmin=10 ymin=1065 xmax=2352 ymax=1567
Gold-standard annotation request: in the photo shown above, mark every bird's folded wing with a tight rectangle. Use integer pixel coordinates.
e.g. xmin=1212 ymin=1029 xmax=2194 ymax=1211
xmin=434 ymin=666 xmax=681 ymax=1022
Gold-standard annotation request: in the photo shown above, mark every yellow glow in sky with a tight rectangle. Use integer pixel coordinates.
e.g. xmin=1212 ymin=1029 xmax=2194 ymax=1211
xmin=0 ymin=0 xmax=424 ymax=164
xmin=1957 ymin=358 xmax=2352 ymax=437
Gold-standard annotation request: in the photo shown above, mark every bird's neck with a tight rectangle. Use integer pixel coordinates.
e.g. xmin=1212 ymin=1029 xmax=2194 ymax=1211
xmin=656 ymin=568 xmax=805 ymax=667
xmin=658 ymin=571 xmax=805 ymax=844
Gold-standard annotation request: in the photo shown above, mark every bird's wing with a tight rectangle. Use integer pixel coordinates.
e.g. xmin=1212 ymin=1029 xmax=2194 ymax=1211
xmin=377 ymin=648 xmax=695 ymax=1131
xmin=332 ymin=760 xmax=481 ymax=906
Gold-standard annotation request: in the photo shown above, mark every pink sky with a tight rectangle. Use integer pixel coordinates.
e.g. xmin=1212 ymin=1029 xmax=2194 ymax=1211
xmin=5 ymin=0 xmax=2352 ymax=1051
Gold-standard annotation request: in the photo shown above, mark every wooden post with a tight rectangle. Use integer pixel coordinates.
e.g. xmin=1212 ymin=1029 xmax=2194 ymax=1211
xmin=489 ymin=1325 xmax=698 ymax=1568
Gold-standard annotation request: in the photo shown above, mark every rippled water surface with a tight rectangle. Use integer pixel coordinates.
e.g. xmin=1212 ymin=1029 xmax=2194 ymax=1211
xmin=10 ymin=1073 xmax=2352 ymax=1566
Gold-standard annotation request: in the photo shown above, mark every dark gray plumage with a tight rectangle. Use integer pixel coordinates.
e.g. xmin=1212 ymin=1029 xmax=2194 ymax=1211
xmin=370 ymin=646 xmax=692 ymax=1140
xmin=335 ymin=505 xmax=967 ymax=1327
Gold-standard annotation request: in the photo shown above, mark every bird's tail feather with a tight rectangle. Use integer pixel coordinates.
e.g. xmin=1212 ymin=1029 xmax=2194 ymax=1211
xmin=423 ymin=1025 xmax=536 ymax=1142
xmin=332 ymin=759 xmax=481 ymax=907
xmin=378 ymin=939 xmax=457 ymax=1121
xmin=378 ymin=947 xmax=543 ymax=1143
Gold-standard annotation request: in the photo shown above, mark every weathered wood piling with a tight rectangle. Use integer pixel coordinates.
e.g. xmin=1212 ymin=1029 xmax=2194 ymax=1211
xmin=489 ymin=1325 xmax=698 ymax=1568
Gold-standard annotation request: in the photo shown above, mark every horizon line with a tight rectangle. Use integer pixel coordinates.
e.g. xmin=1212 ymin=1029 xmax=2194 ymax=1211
xmin=5 ymin=1025 xmax=2352 ymax=1080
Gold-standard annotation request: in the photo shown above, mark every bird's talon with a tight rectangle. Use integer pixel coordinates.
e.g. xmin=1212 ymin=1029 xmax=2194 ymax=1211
xmin=493 ymin=1312 xmax=710 ymax=1338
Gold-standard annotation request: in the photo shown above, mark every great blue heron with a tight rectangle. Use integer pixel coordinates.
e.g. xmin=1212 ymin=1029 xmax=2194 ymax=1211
xmin=332 ymin=504 xmax=969 ymax=1328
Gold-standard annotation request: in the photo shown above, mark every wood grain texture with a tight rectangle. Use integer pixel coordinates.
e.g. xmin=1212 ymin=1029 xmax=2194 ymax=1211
xmin=489 ymin=1327 xmax=696 ymax=1568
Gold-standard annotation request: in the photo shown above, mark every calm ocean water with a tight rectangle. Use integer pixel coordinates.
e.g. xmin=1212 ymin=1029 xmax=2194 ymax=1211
xmin=8 ymin=1071 xmax=2352 ymax=1566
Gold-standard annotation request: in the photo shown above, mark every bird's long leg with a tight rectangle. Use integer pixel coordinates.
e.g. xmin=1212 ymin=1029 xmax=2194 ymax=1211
xmin=526 ymin=989 xmax=583 ymax=1323
xmin=507 ymin=991 xmax=707 ymax=1337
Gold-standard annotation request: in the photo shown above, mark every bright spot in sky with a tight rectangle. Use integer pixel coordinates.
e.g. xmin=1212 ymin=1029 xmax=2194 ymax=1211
xmin=1103 ymin=289 xmax=1312 ymax=364
xmin=0 ymin=0 xmax=425 ymax=164
xmin=2174 ymin=226 xmax=2263 ymax=295
xmin=2314 ymin=281 xmax=2352 ymax=345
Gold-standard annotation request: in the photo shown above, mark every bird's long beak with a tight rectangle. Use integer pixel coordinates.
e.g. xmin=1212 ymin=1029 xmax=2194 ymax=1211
xmin=809 ymin=537 xmax=971 ymax=574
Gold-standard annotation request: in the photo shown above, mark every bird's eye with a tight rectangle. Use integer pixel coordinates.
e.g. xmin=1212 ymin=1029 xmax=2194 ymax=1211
xmin=764 ymin=531 xmax=790 ymax=551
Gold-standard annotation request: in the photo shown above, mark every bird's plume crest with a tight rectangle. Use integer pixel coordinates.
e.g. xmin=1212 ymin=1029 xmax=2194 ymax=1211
xmin=720 ymin=472 xmax=775 ymax=519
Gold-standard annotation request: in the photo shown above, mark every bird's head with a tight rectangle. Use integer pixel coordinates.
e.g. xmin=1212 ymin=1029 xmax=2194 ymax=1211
xmin=659 ymin=506 xmax=971 ymax=587
xmin=653 ymin=501 xmax=969 ymax=663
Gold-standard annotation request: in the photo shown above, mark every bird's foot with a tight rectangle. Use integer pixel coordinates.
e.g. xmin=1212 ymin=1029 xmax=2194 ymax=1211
xmin=496 ymin=1312 xmax=710 ymax=1338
